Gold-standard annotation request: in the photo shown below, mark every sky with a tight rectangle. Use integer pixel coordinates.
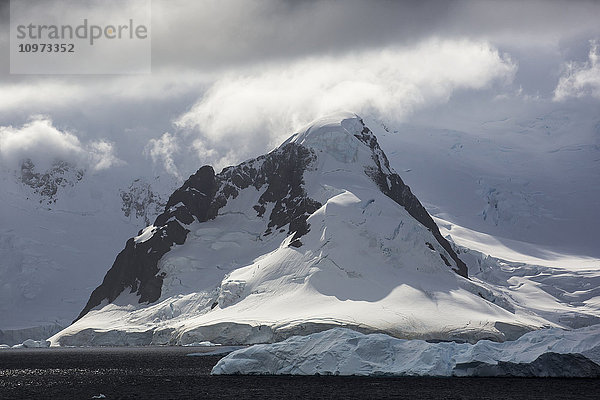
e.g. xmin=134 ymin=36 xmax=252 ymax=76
xmin=0 ymin=0 xmax=599 ymax=178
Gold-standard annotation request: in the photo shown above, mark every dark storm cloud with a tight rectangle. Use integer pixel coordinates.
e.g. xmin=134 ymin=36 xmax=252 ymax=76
xmin=2 ymin=1 xmax=599 ymax=81
xmin=149 ymin=0 xmax=600 ymax=70
xmin=151 ymin=0 xmax=451 ymax=70
xmin=2 ymin=0 xmax=599 ymax=75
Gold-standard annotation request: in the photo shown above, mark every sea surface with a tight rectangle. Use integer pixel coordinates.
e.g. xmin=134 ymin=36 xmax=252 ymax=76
xmin=0 ymin=346 xmax=599 ymax=399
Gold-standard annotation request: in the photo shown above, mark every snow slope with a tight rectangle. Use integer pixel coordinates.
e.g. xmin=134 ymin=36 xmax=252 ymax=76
xmin=0 ymin=160 xmax=173 ymax=345
xmin=51 ymin=113 xmax=564 ymax=346
xmin=368 ymin=112 xmax=600 ymax=332
xmin=212 ymin=326 xmax=600 ymax=377
xmin=432 ymin=220 xmax=600 ymax=331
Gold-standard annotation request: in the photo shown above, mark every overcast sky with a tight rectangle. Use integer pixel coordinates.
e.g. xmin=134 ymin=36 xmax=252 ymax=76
xmin=0 ymin=0 xmax=599 ymax=178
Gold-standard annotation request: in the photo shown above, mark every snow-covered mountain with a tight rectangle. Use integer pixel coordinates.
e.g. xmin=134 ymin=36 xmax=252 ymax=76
xmin=3 ymin=112 xmax=598 ymax=348
xmin=51 ymin=113 xmax=564 ymax=346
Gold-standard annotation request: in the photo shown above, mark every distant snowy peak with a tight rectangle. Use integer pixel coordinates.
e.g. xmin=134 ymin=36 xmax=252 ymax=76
xmin=75 ymin=113 xmax=466 ymax=323
xmin=12 ymin=157 xmax=165 ymax=225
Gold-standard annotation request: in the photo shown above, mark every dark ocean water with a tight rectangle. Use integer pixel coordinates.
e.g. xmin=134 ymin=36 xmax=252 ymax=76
xmin=1 ymin=346 xmax=599 ymax=399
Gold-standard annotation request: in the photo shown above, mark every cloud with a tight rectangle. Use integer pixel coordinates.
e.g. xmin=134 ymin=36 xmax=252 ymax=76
xmin=150 ymin=0 xmax=600 ymax=69
xmin=0 ymin=71 xmax=210 ymax=114
xmin=554 ymin=40 xmax=600 ymax=101
xmin=144 ymin=132 xmax=181 ymax=178
xmin=0 ymin=117 xmax=122 ymax=171
xmin=174 ymin=38 xmax=516 ymax=168
xmin=88 ymin=140 xmax=123 ymax=171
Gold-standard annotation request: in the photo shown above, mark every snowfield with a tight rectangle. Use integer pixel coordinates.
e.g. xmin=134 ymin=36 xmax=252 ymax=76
xmin=212 ymin=326 xmax=600 ymax=377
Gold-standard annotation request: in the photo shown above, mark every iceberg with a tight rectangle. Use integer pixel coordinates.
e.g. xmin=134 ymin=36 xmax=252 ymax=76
xmin=212 ymin=325 xmax=600 ymax=377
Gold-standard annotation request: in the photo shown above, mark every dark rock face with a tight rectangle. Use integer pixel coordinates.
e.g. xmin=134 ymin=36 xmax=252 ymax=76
xmin=354 ymin=121 xmax=468 ymax=278
xmin=76 ymin=144 xmax=320 ymax=321
xmin=20 ymin=159 xmax=84 ymax=204
xmin=156 ymin=165 xmax=221 ymax=226
xmin=75 ymin=219 xmax=190 ymax=322
xmin=454 ymin=352 xmax=600 ymax=377
xmin=120 ymin=179 xmax=166 ymax=226
xmin=247 ymin=144 xmax=321 ymax=245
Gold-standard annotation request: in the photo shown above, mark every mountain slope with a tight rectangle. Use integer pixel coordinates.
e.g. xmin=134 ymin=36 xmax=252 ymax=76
xmin=50 ymin=113 xmax=551 ymax=346
xmin=75 ymin=142 xmax=322 ymax=321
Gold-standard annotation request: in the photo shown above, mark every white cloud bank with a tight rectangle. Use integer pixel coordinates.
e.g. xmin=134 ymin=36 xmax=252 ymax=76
xmin=173 ymin=39 xmax=516 ymax=168
xmin=554 ymin=40 xmax=600 ymax=101
xmin=0 ymin=117 xmax=122 ymax=172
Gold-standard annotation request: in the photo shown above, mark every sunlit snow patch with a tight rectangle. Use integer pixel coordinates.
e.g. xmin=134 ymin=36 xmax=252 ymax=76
xmin=134 ymin=225 xmax=158 ymax=243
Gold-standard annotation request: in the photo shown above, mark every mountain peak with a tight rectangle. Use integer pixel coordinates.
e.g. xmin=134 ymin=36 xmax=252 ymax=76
xmin=281 ymin=112 xmax=369 ymax=163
